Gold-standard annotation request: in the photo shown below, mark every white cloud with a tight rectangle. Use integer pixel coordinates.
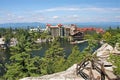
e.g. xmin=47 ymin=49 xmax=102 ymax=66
xmin=0 ymin=6 xmax=120 ymax=23
xmin=17 ymin=16 xmax=24 ymax=19
xmin=35 ymin=7 xmax=120 ymax=13
xmin=45 ymin=7 xmax=80 ymax=12
xmin=7 ymin=13 xmax=11 ymax=16
xmin=6 ymin=13 xmax=16 ymax=18
xmin=52 ymin=16 xmax=59 ymax=19
xmin=35 ymin=7 xmax=80 ymax=13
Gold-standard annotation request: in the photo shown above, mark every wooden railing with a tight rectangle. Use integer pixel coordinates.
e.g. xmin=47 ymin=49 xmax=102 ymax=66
xmin=76 ymin=57 xmax=116 ymax=80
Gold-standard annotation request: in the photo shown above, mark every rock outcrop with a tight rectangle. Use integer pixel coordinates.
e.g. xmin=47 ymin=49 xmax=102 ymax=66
xmin=94 ymin=43 xmax=113 ymax=57
xmin=93 ymin=43 xmax=118 ymax=79
xmin=113 ymin=43 xmax=120 ymax=54
xmin=20 ymin=64 xmax=84 ymax=80
xmin=94 ymin=43 xmax=120 ymax=57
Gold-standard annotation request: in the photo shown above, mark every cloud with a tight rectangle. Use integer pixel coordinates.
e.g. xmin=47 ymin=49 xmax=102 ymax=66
xmin=52 ymin=16 xmax=59 ymax=19
xmin=45 ymin=7 xmax=80 ymax=12
xmin=66 ymin=14 xmax=79 ymax=19
xmin=17 ymin=16 xmax=24 ymax=19
xmin=35 ymin=7 xmax=80 ymax=13
xmin=6 ymin=13 xmax=16 ymax=18
xmin=35 ymin=7 xmax=120 ymax=13
xmin=0 ymin=6 xmax=120 ymax=23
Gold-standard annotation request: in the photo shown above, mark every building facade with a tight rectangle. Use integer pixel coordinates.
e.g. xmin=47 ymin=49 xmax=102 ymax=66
xmin=46 ymin=24 xmax=104 ymax=41
xmin=0 ymin=37 xmax=6 ymax=49
xmin=46 ymin=24 xmax=66 ymax=37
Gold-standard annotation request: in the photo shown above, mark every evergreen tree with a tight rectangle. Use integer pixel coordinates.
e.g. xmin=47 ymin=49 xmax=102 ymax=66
xmin=44 ymin=40 xmax=66 ymax=73
xmin=108 ymin=54 xmax=120 ymax=76
xmin=4 ymin=30 xmax=42 ymax=80
xmin=67 ymin=46 xmax=85 ymax=67
xmin=102 ymin=32 xmax=112 ymax=42
xmin=0 ymin=53 xmax=6 ymax=77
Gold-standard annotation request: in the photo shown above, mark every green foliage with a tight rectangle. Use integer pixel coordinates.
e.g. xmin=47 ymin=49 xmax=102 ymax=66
xmin=0 ymin=51 xmax=6 ymax=77
xmin=0 ymin=28 xmax=7 ymax=37
xmin=45 ymin=41 xmax=65 ymax=58
xmin=102 ymin=32 xmax=112 ymax=42
xmin=107 ymin=27 xmax=120 ymax=36
xmin=84 ymin=34 xmax=94 ymax=40
xmin=103 ymin=28 xmax=120 ymax=47
xmin=44 ymin=41 xmax=66 ymax=73
xmin=29 ymin=32 xmax=41 ymax=41
xmin=84 ymin=32 xmax=102 ymax=41
xmin=108 ymin=34 xmax=120 ymax=47
xmin=40 ymin=31 xmax=49 ymax=39
xmin=4 ymin=30 xmax=42 ymax=80
xmin=108 ymin=54 xmax=120 ymax=76
xmin=67 ymin=46 xmax=86 ymax=67
xmin=84 ymin=39 xmax=98 ymax=54
xmin=5 ymin=53 xmax=42 ymax=80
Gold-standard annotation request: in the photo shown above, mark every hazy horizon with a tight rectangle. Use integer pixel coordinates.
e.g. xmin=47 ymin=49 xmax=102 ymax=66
xmin=0 ymin=22 xmax=119 ymax=30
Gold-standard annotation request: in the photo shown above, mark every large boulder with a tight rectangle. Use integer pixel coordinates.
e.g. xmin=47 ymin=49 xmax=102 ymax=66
xmin=113 ymin=43 xmax=120 ymax=54
xmin=94 ymin=43 xmax=113 ymax=57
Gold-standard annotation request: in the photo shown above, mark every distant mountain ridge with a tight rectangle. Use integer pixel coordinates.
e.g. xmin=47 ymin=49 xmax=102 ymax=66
xmin=0 ymin=22 xmax=46 ymax=29
xmin=0 ymin=22 xmax=119 ymax=29
xmin=76 ymin=22 xmax=120 ymax=29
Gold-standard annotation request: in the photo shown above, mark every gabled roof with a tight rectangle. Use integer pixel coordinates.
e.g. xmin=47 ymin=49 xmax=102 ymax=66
xmin=46 ymin=24 xmax=63 ymax=28
xmin=71 ymin=31 xmax=83 ymax=36
xmin=49 ymin=26 xmax=59 ymax=28
xmin=46 ymin=24 xmax=51 ymax=27
xmin=75 ymin=27 xmax=104 ymax=33
xmin=57 ymin=24 xmax=63 ymax=27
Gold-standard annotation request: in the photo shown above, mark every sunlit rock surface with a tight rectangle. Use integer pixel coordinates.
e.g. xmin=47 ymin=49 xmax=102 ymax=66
xmin=94 ymin=43 xmax=120 ymax=57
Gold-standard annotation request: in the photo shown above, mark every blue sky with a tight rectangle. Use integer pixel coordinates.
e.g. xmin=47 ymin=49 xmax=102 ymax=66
xmin=0 ymin=0 xmax=120 ymax=23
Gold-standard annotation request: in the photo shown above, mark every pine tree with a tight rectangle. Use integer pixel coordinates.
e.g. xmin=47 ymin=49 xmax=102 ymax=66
xmin=4 ymin=30 xmax=42 ymax=80
xmin=44 ymin=40 xmax=66 ymax=73
xmin=67 ymin=46 xmax=85 ymax=67
xmin=108 ymin=54 xmax=120 ymax=76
